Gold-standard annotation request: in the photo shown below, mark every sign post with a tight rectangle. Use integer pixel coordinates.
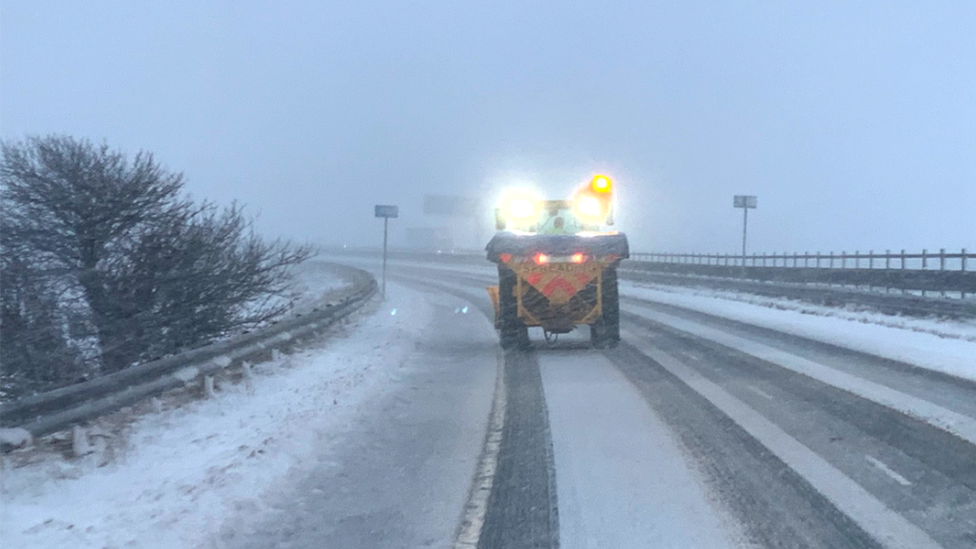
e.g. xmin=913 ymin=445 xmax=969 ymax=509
xmin=374 ymin=205 xmax=399 ymax=297
xmin=733 ymin=195 xmax=757 ymax=268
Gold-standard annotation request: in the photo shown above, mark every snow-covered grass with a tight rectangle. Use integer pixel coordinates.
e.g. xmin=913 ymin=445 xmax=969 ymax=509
xmin=291 ymin=261 xmax=354 ymax=304
xmin=620 ymin=281 xmax=976 ymax=383
xmin=0 ymin=284 xmax=431 ymax=549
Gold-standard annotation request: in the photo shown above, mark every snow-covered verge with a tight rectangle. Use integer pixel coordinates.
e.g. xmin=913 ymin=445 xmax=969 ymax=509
xmin=620 ymin=281 xmax=976 ymax=383
xmin=0 ymin=284 xmax=430 ymax=549
xmin=291 ymin=261 xmax=356 ymax=305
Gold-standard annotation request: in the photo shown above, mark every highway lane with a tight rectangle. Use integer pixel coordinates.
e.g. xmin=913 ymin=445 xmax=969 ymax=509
xmin=386 ymin=261 xmax=975 ymax=548
xmin=230 ymin=256 xmax=975 ymax=548
xmin=225 ymin=283 xmax=498 ymax=549
xmin=391 ymin=275 xmax=741 ymax=549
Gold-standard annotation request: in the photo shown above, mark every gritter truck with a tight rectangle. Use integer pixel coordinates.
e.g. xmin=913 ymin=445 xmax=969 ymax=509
xmin=485 ymin=175 xmax=630 ymax=349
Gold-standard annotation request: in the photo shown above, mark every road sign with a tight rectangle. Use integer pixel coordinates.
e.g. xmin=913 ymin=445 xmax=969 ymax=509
xmin=733 ymin=195 xmax=758 ymax=266
xmin=375 ymin=205 xmax=399 ymax=297
xmin=375 ymin=205 xmax=399 ymax=218
xmin=734 ymin=195 xmax=757 ymax=209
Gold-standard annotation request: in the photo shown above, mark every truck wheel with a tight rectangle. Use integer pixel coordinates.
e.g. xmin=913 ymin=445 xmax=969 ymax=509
xmin=602 ymin=268 xmax=621 ymax=346
xmin=590 ymin=321 xmax=607 ymax=348
xmin=499 ymin=266 xmax=529 ymax=350
xmin=592 ymin=269 xmax=620 ymax=348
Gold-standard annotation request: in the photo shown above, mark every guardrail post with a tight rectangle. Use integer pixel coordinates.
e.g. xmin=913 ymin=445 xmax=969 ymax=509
xmin=829 ymin=251 xmax=834 ymax=269
xmin=242 ymin=360 xmax=254 ymax=393
xmin=204 ymin=375 xmax=216 ymax=399
xmin=816 ymin=251 xmax=821 ymax=268
xmin=72 ymin=426 xmax=92 ymax=457
xmin=841 ymin=251 xmax=846 ymax=269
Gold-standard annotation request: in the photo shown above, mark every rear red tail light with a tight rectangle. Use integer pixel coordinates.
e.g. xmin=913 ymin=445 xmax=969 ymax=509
xmin=571 ymin=252 xmax=585 ymax=263
xmin=534 ymin=253 xmax=549 ymax=265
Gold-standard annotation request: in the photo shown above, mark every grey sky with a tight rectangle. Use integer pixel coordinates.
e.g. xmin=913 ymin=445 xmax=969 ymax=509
xmin=2 ymin=1 xmax=974 ymax=253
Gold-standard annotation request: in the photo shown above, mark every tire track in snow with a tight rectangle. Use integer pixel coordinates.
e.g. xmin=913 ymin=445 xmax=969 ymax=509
xmin=391 ymin=275 xmax=560 ymax=549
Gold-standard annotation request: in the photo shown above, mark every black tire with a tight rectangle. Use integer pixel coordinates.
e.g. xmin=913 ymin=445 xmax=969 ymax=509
xmin=602 ymin=267 xmax=620 ymax=346
xmin=499 ymin=266 xmax=529 ymax=350
xmin=591 ymin=268 xmax=620 ymax=348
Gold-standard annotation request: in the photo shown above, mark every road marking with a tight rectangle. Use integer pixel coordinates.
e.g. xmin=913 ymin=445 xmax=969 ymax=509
xmin=622 ymin=328 xmax=943 ymax=549
xmin=624 ymin=304 xmax=976 ymax=446
xmin=747 ymin=385 xmax=775 ymax=400
xmin=453 ymin=351 xmax=507 ymax=548
xmin=865 ymin=455 xmax=912 ymax=486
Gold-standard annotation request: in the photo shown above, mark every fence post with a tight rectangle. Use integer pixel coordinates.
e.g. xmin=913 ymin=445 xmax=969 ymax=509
xmin=829 ymin=251 xmax=834 ymax=269
xmin=901 ymin=249 xmax=906 ymax=295
xmin=885 ymin=250 xmax=891 ymax=294
xmin=963 ymin=248 xmax=968 ymax=299
xmin=842 ymin=251 xmax=846 ymax=269
xmin=855 ymin=250 xmax=860 ymax=270
xmin=940 ymin=248 xmax=946 ymax=298
xmin=816 ymin=252 xmax=820 ymax=268
xmin=921 ymin=249 xmax=927 ymax=297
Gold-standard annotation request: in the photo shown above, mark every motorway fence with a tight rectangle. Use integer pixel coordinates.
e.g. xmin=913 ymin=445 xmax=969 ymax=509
xmin=321 ymin=247 xmax=976 ymax=317
xmin=1 ymin=267 xmax=377 ymax=440
xmin=627 ymin=248 xmax=976 ymax=298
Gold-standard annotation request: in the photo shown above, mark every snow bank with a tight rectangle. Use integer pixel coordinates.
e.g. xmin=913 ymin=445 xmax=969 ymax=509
xmin=0 ymin=284 xmax=430 ymax=549
xmin=620 ymin=281 xmax=976 ymax=383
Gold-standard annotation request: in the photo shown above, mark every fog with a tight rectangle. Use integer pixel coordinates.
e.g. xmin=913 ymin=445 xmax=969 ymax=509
xmin=2 ymin=1 xmax=974 ymax=254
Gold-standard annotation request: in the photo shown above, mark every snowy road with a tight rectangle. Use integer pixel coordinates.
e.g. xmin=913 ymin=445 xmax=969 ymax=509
xmin=378 ymin=260 xmax=975 ymax=549
xmin=4 ymin=257 xmax=975 ymax=548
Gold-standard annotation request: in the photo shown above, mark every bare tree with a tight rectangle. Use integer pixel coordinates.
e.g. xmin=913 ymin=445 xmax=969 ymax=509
xmin=0 ymin=231 xmax=86 ymax=398
xmin=2 ymin=136 xmax=187 ymax=372
xmin=99 ymin=201 xmax=313 ymax=360
xmin=2 ymin=135 xmax=312 ymax=387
